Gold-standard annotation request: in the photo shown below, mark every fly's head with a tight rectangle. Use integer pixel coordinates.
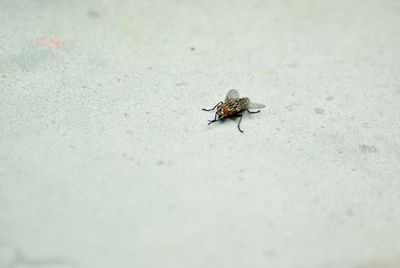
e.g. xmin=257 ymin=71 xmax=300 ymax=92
xmin=216 ymin=103 xmax=230 ymax=119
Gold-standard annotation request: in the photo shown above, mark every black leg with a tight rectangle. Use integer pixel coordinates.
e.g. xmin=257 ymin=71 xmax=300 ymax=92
xmin=231 ymin=114 xmax=244 ymax=133
xmin=208 ymin=119 xmax=217 ymax=125
xmin=246 ymin=109 xmax=260 ymax=114
xmin=207 ymin=111 xmax=219 ymax=125
xmin=202 ymin=101 xmax=222 ymax=111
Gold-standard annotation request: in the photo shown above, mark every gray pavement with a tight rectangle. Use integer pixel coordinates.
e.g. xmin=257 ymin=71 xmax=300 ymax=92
xmin=1 ymin=0 xmax=400 ymax=267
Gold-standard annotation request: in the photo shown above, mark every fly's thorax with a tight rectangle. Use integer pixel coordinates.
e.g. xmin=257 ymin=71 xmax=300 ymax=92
xmin=226 ymin=97 xmax=249 ymax=112
xmin=216 ymin=98 xmax=250 ymax=118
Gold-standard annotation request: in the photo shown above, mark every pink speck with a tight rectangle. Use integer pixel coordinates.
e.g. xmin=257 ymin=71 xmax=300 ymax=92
xmin=288 ymin=107 xmax=295 ymax=112
xmin=21 ymin=123 xmax=32 ymax=129
xmin=36 ymin=36 xmax=63 ymax=48
xmin=116 ymin=69 xmax=126 ymax=76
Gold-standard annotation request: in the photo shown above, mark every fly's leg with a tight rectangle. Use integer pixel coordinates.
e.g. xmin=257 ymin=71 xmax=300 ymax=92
xmin=207 ymin=111 xmax=220 ymax=125
xmin=208 ymin=119 xmax=217 ymax=125
xmin=202 ymin=101 xmax=223 ymax=111
xmin=246 ymin=109 xmax=260 ymax=114
xmin=231 ymin=114 xmax=244 ymax=133
xmin=204 ymin=102 xmax=222 ymax=126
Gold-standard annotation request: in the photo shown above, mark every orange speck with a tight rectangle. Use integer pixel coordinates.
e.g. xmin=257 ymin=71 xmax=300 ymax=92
xmin=264 ymin=68 xmax=273 ymax=75
xmin=223 ymin=107 xmax=229 ymax=114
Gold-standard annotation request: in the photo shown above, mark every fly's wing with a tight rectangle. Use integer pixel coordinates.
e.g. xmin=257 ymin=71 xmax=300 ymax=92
xmin=247 ymin=101 xmax=266 ymax=109
xmin=225 ymin=89 xmax=239 ymax=101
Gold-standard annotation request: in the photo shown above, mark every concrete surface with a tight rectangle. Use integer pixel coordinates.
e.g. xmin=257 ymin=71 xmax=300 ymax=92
xmin=1 ymin=0 xmax=400 ymax=267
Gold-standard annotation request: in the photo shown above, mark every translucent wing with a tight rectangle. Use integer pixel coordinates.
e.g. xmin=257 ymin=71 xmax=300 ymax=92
xmin=225 ymin=89 xmax=239 ymax=101
xmin=247 ymin=101 xmax=265 ymax=109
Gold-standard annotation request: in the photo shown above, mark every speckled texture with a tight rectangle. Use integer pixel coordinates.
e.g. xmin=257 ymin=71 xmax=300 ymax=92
xmin=1 ymin=0 xmax=400 ymax=267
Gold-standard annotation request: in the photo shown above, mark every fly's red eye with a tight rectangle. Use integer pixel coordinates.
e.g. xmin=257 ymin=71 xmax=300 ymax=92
xmin=223 ymin=107 xmax=229 ymax=114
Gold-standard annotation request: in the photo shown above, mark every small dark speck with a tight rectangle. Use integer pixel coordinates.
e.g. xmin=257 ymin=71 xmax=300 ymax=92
xmin=176 ymin=81 xmax=186 ymax=86
xmin=346 ymin=208 xmax=354 ymax=216
xmin=263 ymin=249 xmax=277 ymax=258
xmin=87 ymin=10 xmax=99 ymax=17
xmin=190 ymin=47 xmax=195 ymax=51
xmin=363 ymin=122 xmax=371 ymax=128
xmin=123 ymin=113 xmax=129 ymax=117
xmin=359 ymin=144 xmax=378 ymax=153
xmin=326 ymin=96 xmax=334 ymax=101
xmin=156 ymin=160 xmax=164 ymax=165
xmin=314 ymin=107 xmax=325 ymax=114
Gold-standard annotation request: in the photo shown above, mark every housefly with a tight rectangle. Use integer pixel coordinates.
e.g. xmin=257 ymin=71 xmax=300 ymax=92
xmin=202 ymin=89 xmax=265 ymax=133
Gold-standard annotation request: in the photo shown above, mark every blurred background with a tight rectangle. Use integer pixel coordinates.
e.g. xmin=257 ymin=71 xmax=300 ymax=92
xmin=1 ymin=0 xmax=400 ymax=267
